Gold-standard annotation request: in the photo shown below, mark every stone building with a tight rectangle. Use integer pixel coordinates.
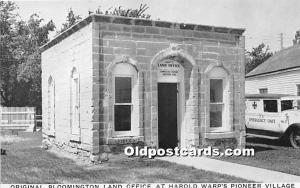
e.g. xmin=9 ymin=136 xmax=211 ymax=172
xmin=40 ymin=14 xmax=246 ymax=160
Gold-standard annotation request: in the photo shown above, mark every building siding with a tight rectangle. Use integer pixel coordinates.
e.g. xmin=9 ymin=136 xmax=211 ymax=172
xmin=246 ymin=69 xmax=300 ymax=95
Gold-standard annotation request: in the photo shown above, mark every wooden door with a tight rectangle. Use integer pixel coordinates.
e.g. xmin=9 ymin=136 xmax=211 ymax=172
xmin=158 ymin=83 xmax=178 ymax=149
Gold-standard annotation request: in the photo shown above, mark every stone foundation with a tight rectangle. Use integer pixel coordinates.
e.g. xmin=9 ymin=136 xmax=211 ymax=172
xmin=42 ymin=133 xmax=100 ymax=162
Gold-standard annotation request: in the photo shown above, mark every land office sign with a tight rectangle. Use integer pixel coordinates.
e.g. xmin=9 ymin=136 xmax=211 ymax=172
xmin=157 ymin=60 xmax=183 ymax=82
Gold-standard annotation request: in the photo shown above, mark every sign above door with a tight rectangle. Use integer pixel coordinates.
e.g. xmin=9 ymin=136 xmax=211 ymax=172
xmin=157 ymin=60 xmax=183 ymax=83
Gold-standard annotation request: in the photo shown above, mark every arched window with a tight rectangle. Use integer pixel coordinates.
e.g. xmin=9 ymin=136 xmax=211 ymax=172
xmin=48 ymin=76 xmax=55 ymax=133
xmin=208 ymin=67 xmax=230 ymax=132
xmin=70 ymin=68 xmax=80 ymax=136
xmin=112 ymin=63 xmax=139 ymax=136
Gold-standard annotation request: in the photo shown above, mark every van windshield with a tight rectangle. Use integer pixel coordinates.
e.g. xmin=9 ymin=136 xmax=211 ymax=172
xmin=281 ymin=100 xmax=293 ymax=111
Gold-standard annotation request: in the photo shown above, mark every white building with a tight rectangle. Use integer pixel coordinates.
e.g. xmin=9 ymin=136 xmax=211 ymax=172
xmin=246 ymin=39 xmax=300 ymax=95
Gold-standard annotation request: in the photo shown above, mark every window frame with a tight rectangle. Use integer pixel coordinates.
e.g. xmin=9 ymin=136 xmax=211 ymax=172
xmin=263 ymin=99 xmax=279 ymax=113
xmin=70 ymin=68 xmax=80 ymax=139
xmin=113 ymin=75 xmax=133 ymax=135
xmin=209 ymin=79 xmax=224 ymax=129
xmin=281 ymin=100 xmax=293 ymax=111
xmin=47 ymin=76 xmax=55 ymax=135
xmin=259 ymin=88 xmax=268 ymax=94
xmin=112 ymin=63 xmax=139 ymax=137
xmin=208 ymin=67 xmax=230 ymax=132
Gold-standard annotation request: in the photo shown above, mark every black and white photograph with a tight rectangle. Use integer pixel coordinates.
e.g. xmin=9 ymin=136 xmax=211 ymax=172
xmin=0 ymin=0 xmax=300 ymax=185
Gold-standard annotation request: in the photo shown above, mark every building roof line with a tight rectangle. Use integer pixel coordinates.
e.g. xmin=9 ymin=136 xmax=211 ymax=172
xmin=40 ymin=14 xmax=245 ymax=52
xmin=246 ymin=65 xmax=300 ymax=78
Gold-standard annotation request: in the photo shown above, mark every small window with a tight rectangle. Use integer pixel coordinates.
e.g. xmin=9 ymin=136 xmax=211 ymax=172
xmin=210 ymin=79 xmax=223 ymax=128
xmin=297 ymin=85 xmax=300 ymax=96
xmin=210 ymin=79 xmax=223 ymax=103
xmin=259 ymin=88 xmax=268 ymax=94
xmin=114 ymin=105 xmax=131 ymax=131
xmin=208 ymin=67 xmax=230 ymax=132
xmin=112 ymin=62 xmax=139 ymax=136
xmin=263 ymin=100 xmax=278 ymax=112
xmin=115 ymin=77 xmax=132 ymax=103
xmin=281 ymin=100 xmax=293 ymax=111
xmin=48 ymin=76 xmax=55 ymax=133
xmin=114 ymin=77 xmax=132 ymax=132
xmin=70 ymin=68 xmax=80 ymax=136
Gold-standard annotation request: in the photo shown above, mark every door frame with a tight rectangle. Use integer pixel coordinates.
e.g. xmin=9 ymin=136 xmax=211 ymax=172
xmin=157 ymin=82 xmax=184 ymax=148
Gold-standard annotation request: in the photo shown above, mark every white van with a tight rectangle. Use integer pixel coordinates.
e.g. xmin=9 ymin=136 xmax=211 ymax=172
xmin=245 ymin=94 xmax=300 ymax=148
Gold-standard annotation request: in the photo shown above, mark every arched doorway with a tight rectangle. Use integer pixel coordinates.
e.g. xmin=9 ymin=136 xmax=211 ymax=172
xmin=157 ymin=59 xmax=184 ymax=149
xmin=150 ymin=48 xmax=197 ymax=149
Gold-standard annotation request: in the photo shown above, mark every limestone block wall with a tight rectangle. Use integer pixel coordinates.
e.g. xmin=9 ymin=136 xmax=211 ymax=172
xmin=41 ymin=15 xmax=246 ymax=160
xmin=41 ymin=23 xmax=99 ymax=159
xmin=90 ymin=15 xmax=246 ymax=152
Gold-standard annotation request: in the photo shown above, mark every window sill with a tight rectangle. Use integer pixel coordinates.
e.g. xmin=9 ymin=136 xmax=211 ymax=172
xmin=45 ymin=129 xmax=55 ymax=137
xmin=112 ymin=131 xmax=139 ymax=138
xmin=70 ymin=134 xmax=81 ymax=142
xmin=205 ymin=132 xmax=236 ymax=139
xmin=108 ymin=136 xmax=144 ymax=145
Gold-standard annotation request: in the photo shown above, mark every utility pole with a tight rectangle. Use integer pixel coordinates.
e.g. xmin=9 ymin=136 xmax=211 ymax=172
xmin=280 ymin=33 xmax=283 ymax=50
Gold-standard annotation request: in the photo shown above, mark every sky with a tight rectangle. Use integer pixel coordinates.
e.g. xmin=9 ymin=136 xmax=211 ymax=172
xmin=14 ymin=0 xmax=300 ymax=52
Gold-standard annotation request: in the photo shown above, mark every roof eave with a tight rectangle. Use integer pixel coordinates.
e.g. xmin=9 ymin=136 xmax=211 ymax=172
xmin=246 ymin=65 xmax=300 ymax=78
xmin=39 ymin=15 xmax=93 ymax=52
xmin=40 ymin=14 xmax=246 ymax=53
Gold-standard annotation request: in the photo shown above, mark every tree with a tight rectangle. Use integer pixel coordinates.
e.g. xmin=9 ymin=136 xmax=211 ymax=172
xmin=245 ymin=43 xmax=273 ymax=74
xmin=58 ymin=4 xmax=151 ymax=34
xmin=93 ymin=4 xmax=151 ymax=19
xmin=0 ymin=1 xmax=20 ymax=106
xmin=0 ymin=1 xmax=55 ymax=108
xmin=15 ymin=14 xmax=55 ymax=108
xmin=59 ymin=8 xmax=82 ymax=33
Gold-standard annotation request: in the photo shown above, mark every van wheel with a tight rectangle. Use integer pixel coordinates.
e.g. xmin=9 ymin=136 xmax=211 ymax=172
xmin=289 ymin=128 xmax=300 ymax=148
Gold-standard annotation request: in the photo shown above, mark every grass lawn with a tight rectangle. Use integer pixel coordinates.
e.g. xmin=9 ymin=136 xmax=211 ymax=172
xmin=0 ymin=131 xmax=249 ymax=183
xmin=217 ymin=136 xmax=300 ymax=176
